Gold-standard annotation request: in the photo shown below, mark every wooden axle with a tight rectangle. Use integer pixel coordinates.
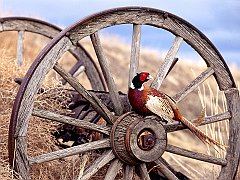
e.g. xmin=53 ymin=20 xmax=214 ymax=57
xmin=110 ymin=113 xmax=167 ymax=165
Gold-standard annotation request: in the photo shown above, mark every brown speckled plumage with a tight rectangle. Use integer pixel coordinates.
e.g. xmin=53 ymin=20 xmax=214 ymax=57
xmin=128 ymin=72 xmax=226 ymax=150
xmin=128 ymin=86 xmax=174 ymax=119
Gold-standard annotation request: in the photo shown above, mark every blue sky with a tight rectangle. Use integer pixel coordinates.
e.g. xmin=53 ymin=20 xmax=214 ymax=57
xmin=1 ymin=0 xmax=239 ymax=67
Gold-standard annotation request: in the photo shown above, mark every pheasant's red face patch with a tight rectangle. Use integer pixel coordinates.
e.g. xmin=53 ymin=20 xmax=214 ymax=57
xmin=139 ymin=72 xmax=149 ymax=82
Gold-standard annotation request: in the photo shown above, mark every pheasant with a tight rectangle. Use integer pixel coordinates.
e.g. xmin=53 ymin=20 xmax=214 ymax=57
xmin=128 ymin=72 xmax=225 ymax=149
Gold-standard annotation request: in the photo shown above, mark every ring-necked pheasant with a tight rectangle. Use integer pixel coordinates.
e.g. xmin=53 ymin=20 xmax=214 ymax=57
xmin=128 ymin=72 xmax=225 ymax=149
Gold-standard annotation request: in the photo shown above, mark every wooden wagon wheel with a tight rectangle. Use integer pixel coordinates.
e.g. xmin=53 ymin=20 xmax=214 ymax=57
xmin=0 ymin=16 xmax=105 ymax=89
xmin=8 ymin=7 xmax=240 ymax=179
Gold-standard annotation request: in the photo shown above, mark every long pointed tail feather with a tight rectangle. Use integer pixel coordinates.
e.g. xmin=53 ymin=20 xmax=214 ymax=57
xmin=180 ymin=116 xmax=226 ymax=150
xmin=166 ymin=96 xmax=226 ymax=150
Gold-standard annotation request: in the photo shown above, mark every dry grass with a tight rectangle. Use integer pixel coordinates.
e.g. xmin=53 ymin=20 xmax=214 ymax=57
xmin=162 ymin=77 xmax=230 ymax=179
xmin=0 ymin=43 xmax=27 ymax=179
xmin=0 ymin=31 xmax=239 ymax=179
xmin=0 ymin=32 xmax=83 ymax=179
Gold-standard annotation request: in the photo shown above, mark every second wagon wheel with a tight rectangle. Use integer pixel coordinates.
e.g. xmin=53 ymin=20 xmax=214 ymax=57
xmin=0 ymin=16 xmax=105 ymax=89
xmin=9 ymin=7 xmax=240 ymax=179
xmin=4 ymin=17 xmax=105 ymax=178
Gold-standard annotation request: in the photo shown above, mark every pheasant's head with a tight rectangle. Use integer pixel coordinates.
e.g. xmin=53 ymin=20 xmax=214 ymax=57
xmin=130 ymin=72 xmax=153 ymax=90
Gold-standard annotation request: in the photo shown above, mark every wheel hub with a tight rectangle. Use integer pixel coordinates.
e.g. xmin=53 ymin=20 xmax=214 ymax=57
xmin=110 ymin=113 xmax=167 ymax=165
xmin=137 ymin=129 xmax=156 ymax=151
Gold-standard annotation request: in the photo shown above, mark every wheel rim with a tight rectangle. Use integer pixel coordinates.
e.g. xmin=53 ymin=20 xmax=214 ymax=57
xmin=5 ymin=16 xmax=105 ymax=171
xmin=9 ymin=7 xmax=240 ymax=180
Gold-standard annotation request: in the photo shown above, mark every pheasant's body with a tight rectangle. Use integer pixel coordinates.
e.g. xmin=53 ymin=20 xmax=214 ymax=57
xmin=128 ymin=72 xmax=225 ymax=149
xmin=128 ymin=86 xmax=174 ymax=119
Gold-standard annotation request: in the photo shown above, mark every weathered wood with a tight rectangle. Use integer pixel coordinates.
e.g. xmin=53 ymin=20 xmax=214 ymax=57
xmin=2 ymin=16 xmax=106 ymax=91
xmin=151 ymin=36 xmax=183 ymax=90
xmin=110 ymin=113 xmax=141 ymax=165
xmin=1 ymin=17 xmax=105 ymax=91
xmin=14 ymin=37 xmax=72 ymax=138
xmin=70 ymin=90 xmax=131 ymax=113
xmin=68 ymin=45 xmax=106 ymax=91
xmin=81 ymin=150 xmax=115 ymax=180
xmin=166 ymin=57 xmax=178 ymax=77
xmin=154 ymin=158 xmax=178 ymax=180
xmin=61 ymin=59 xmax=84 ymax=85
xmin=129 ymin=24 xmax=141 ymax=87
xmin=77 ymin=152 xmax=90 ymax=179
xmin=123 ymin=165 xmax=134 ymax=180
xmin=126 ymin=118 xmax=167 ymax=162
xmin=138 ymin=163 xmax=151 ymax=180
xmin=2 ymin=18 xmax=59 ymax=38
xmin=15 ymin=137 xmax=30 ymax=180
xmin=165 ymin=111 xmax=231 ymax=132
xmin=154 ymin=157 xmax=189 ymax=179
xmin=69 ymin=9 xmax=165 ymax=42
xmin=104 ymin=159 xmax=123 ymax=180
xmin=9 ymin=7 xmax=238 ymax=179
xmin=1 ymin=16 xmax=105 ymax=90
xmin=173 ymin=67 xmax=215 ymax=103
xmin=166 ymin=144 xmax=227 ymax=165
xmin=53 ymin=63 xmax=114 ymax=124
xmin=72 ymin=65 xmax=85 ymax=77
xmin=68 ymin=7 xmax=235 ymax=90
xmin=218 ymin=88 xmax=240 ymax=180
xmin=1 ymin=16 xmax=104 ymax=89
xmin=29 ymin=138 xmax=110 ymax=164
xmin=163 ymin=15 xmax=235 ymax=90
xmin=8 ymin=37 xmax=72 ymax=179
xmin=32 ymin=108 xmax=111 ymax=135
xmin=0 ymin=22 xmax=3 ymax=31
xmin=90 ymin=32 xmax=123 ymax=116
xmin=16 ymin=30 xmax=24 ymax=66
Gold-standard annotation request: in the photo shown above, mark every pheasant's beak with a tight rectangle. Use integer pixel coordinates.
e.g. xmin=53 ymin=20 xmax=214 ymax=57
xmin=148 ymin=74 xmax=154 ymax=80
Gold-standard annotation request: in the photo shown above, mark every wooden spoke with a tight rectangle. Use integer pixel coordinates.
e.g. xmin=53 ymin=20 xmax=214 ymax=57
xmin=15 ymin=137 xmax=30 ymax=180
xmin=16 ymin=30 xmax=24 ymax=66
xmin=53 ymin=63 xmax=114 ymax=124
xmin=151 ymin=36 xmax=183 ymax=90
xmin=81 ymin=150 xmax=115 ymax=180
xmin=166 ymin=57 xmax=179 ymax=77
xmin=165 ymin=111 xmax=231 ymax=132
xmin=201 ymin=111 xmax=231 ymax=124
xmin=68 ymin=45 xmax=106 ymax=91
xmin=166 ymin=144 xmax=227 ymax=165
xmin=90 ymin=32 xmax=123 ymax=116
xmin=138 ymin=163 xmax=151 ymax=180
xmin=155 ymin=157 xmax=188 ymax=179
xmin=72 ymin=65 xmax=85 ymax=77
xmin=129 ymin=24 xmax=142 ymax=87
xmin=154 ymin=158 xmax=178 ymax=180
xmin=173 ymin=67 xmax=215 ymax=103
xmin=32 ymin=108 xmax=111 ymax=135
xmin=61 ymin=60 xmax=84 ymax=84
xmin=123 ymin=165 xmax=134 ymax=180
xmin=29 ymin=138 xmax=110 ymax=165
xmin=104 ymin=159 xmax=123 ymax=180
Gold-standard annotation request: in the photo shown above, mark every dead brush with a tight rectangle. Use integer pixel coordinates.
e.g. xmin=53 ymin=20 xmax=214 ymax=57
xmin=0 ymin=47 xmax=26 ymax=179
xmin=195 ymin=82 xmax=228 ymax=179
xmin=179 ymin=70 xmax=230 ymax=179
xmin=0 ymin=46 xmax=111 ymax=179
xmin=174 ymin=70 xmax=229 ymax=179
xmin=0 ymin=47 xmax=87 ymax=179
xmin=158 ymin=69 xmax=231 ymax=179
